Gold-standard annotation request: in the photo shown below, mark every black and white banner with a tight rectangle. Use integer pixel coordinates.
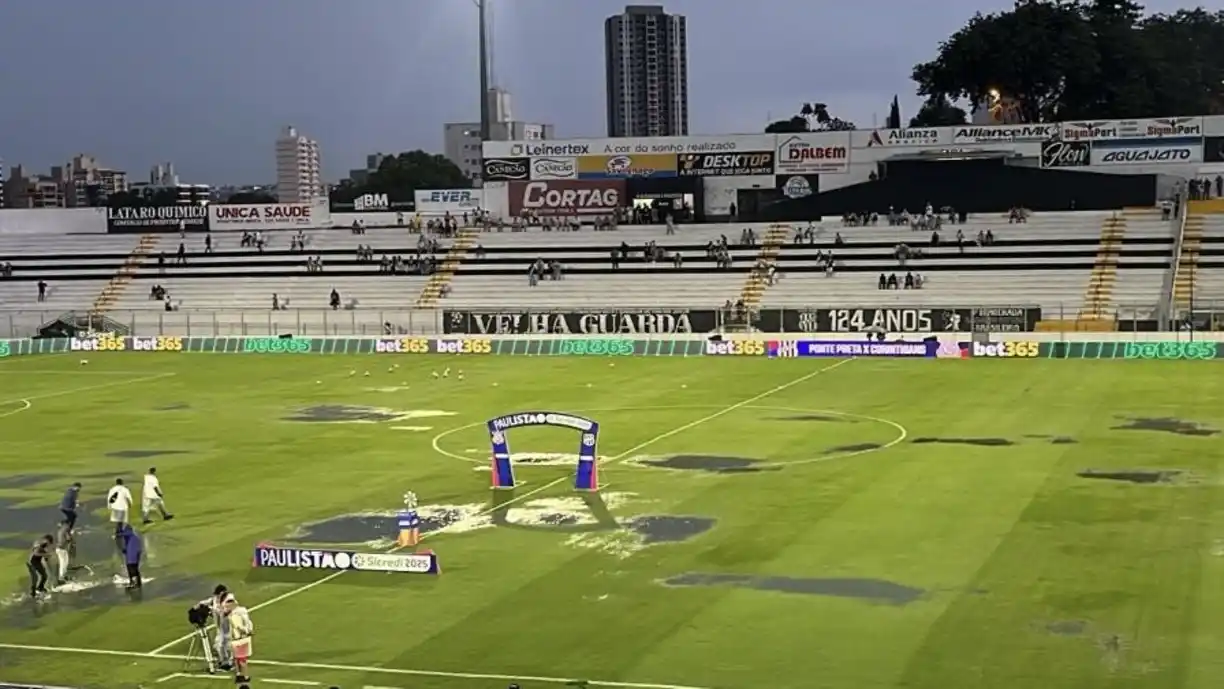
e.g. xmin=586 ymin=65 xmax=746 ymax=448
xmin=1091 ymin=137 xmax=1203 ymax=166
xmin=1040 ymin=140 xmax=1090 ymax=168
xmin=757 ymin=306 xmax=1041 ymax=333
xmin=443 ymin=309 xmax=717 ymax=335
xmin=107 ymin=205 xmax=209 ymax=233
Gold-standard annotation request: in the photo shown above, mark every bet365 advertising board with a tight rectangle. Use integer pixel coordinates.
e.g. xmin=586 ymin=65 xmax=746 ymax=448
xmin=0 ymin=336 xmax=1218 ymax=360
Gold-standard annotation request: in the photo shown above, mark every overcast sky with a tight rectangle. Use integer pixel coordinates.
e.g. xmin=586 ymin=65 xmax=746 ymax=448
xmin=0 ymin=0 xmax=1197 ymax=184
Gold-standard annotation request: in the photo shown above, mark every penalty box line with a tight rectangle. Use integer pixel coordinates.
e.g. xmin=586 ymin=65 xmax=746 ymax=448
xmin=148 ymin=358 xmax=855 ymax=655
xmin=0 ymin=642 xmax=716 ymax=689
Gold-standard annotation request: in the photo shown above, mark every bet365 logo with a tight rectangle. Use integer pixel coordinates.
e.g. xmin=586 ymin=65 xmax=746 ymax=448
xmin=0 ymin=340 xmax=10 ymax=357
xmin=971 ymin=341 xmax=1038 ymax=358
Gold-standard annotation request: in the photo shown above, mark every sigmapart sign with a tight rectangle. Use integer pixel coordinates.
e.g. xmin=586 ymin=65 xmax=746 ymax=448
xmin=508 ymin=180 xmax=625 ymax=216
xmin=485 ymin=135 xmax=771 ymax=159
xmin=210 ymin=203 xmax=317 ymax=230
xmin=1090 ymin=137 xmax=1204 ymax=165
xmin=775 ymin=133 xmax=850 ymax=174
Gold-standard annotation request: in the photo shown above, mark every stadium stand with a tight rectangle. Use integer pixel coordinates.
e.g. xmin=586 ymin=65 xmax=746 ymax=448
xmin=760 ymin=210 xmax=1173 ymax=325
xmin=0 ymin=209 xmax=1191 ymax=337
xmin=1177 ymin=203 xmax=1224 ymax=326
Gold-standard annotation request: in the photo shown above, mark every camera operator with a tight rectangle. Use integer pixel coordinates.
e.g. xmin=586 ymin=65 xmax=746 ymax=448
xmin=202 ymin=585 xmax=234 ymax=670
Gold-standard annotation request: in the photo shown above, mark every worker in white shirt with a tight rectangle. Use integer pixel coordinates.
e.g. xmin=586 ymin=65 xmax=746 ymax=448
xmin=106 ymin=478 xmax=133 ymax=539
xmin=141 ymin=467 xmax=175 ymax=525
xmin=224 ymin=595 xmax=254 ymax=683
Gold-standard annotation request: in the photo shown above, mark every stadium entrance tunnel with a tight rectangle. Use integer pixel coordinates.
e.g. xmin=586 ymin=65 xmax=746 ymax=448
xmin=660 ymin=572 xmax=925 ymax=605
xmin=1112 ymin=417 xmax=1219 ymax=437
xmin=1077 ymin=469 xmax=1184 ymax=484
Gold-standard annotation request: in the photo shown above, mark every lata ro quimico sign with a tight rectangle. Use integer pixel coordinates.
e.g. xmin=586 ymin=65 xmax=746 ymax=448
xmin=757 ymin=306 xmax=1041 ymax=333
xmin=443 ymin=309 xmax=717 ymax=335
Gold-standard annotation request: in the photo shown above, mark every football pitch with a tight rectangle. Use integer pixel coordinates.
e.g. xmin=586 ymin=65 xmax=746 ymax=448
xmin=1 ymin=352 xmax=1223 ymax=689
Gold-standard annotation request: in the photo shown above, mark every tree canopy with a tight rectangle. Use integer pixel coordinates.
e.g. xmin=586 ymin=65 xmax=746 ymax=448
xmin=912 ymin=0 xmax=1224 ymax=123
xmin=765 ymin=103 xmax=857 ymax=134
xmin=329 ymin=150 xmax=470 ymax=206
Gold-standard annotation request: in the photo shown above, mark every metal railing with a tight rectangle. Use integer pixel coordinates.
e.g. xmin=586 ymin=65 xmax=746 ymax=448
xmin=0 ymin=302 xmax=1204 ymax=338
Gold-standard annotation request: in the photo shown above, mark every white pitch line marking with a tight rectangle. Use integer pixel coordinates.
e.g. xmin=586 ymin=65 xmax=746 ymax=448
xmin=150 ymin=359 xmax=854 ymax=657
xmin=0 ymin=642 xmax=716 ymax=689
xmin=0 ymin=371 xmax=176 ymax=410
xmin=264 ymin=679 xmax=321 ymax=686
xmin=154 ymin=358 xmax=852 ymax=654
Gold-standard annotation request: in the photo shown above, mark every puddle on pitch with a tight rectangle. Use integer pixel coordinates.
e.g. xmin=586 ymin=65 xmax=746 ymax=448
xmin=1112 ymin=417 xmax=1219 ymax=437
xmin=660 ymin=572 xmax=925 ymax=605
xmin=1077 ymin=469 xmax=1183 ymax=485
xmin=912 ymin=437 xmax=1015 ymax=447
xmin=105 ymin=450 xmax=191 ymax=459
xmin=637 ymin=455 xmax=777 ymax=474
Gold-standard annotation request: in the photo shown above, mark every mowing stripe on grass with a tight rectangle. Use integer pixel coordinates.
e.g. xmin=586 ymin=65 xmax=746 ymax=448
xmin=149 ymin=358 xmax=854 ymax=656
xmin=0 ymin=642 xmax=717 ymax=689
xmin=0 ymin=372 xmax=177 ymax=419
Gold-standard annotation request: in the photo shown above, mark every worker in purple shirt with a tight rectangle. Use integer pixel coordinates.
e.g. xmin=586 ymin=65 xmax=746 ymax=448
xmin=60 ymin=482 xmax=82 ymax=530
xmin=119 ymin=524 xmax=143 ymax=589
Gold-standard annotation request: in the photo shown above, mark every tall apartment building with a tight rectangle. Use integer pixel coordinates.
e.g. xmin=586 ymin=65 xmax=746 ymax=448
xmin=604 ymin=5 xmax=689 ymax=138
xmin=275 ymin=125 xmax=324 ymax=203
xmin=0 ymin=158 xmax=5 ymax=208
xmin=443 ymin=88 xmax=553 ymax=182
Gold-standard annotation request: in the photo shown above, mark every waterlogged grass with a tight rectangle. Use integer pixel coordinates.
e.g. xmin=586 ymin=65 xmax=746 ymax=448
xmin=0 ymin=355 xmax=1221 ymax=689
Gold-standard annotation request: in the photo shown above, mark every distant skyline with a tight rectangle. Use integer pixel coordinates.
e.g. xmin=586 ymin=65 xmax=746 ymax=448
xmin=0 ymin=0 xmax=1199 ymax=184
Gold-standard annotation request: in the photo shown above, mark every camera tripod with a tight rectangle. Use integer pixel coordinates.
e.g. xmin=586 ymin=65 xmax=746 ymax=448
xmin=184 ymin=625 xmax=217 ymax=674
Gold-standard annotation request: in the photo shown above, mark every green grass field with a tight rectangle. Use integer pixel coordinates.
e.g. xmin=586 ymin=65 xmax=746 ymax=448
xmin=1 ymin=353 xmax=1223 ymax=689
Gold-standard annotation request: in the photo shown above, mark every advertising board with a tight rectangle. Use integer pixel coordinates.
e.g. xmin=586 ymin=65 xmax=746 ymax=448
xmin=756 ymin=306 xmax=1041 ymax=333
xmin=857 ymin=127 xmax=948 ymax=148
xmin=774 ymin=133 xmax=850 ymax=174
xmin=107 ymin=205 xmax=208 ymax=234
xmin=776 ymin=175 xmax=818 ymax=199
xmin=1040 ymin=140 xmax=1091 ymax=168
xmin=482 ymin=158 xmax=529 ymax=181
xmin=444 ymin=309 xmax=715 ymax=334
xmin=1113 ymin=116 xmax=1204 ymax=139
xmin=210 ymin=203 xmax=316 ymax=230
xmin=530 ymin=158 xmax=577 ymax=180
xmin=507 ymin=180 xmax=625 ymax=216
xmin=412 ymin=189 xmax=483 ymax=214
xmin=1090 ymin=138 xmax=1204 ymax=165
xmin=484 ymin=135 xmax=772 ymax=160
xmin=576 ymin=154 xmax=677 ymax=179
xmin=678 ymin=152 xmax=774 ymax=177
xmin=951 ymin=124 xmax=1057 ymax=144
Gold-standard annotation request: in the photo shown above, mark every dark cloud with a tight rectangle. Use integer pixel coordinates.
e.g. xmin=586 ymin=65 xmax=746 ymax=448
xmin=0 ymin=0 xmax=1193 ymax=183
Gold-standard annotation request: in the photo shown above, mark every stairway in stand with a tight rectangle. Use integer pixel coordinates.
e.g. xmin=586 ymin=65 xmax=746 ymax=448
xmin=1172 ymin=213 xmax=1204 ymax=312
xmin=1076 ymin=214 xmax=1125 ymax=327
xmin=414 ymin=228 xmax=482 ymax=308
xmin=91 ymin=234 xmax=160 ymax=315
xmin=737 ymin=224 xmax=790 ymax=310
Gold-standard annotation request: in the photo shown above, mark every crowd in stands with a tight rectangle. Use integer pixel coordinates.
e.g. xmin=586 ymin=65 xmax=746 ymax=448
xmin=878 ymin=272 xmax=926 ymax=290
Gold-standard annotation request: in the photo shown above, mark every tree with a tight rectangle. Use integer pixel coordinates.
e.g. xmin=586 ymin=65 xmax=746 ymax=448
xmin=909 ymin=95 xmax=968 ymax=128
xmin=226 ymin=190 xmax=277 ymax=205
xmin=886 ymin=96 xmax=902 ymax=129
xmin=765 ymin=116 xmax=809 ymax=134
xmin=911 ymin=0 xmax=1224 ymax=122
xmin=764 ymin=103 xmax=856 ymax=134
xmin=329 ymin=150 xmax=470 ymax=205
